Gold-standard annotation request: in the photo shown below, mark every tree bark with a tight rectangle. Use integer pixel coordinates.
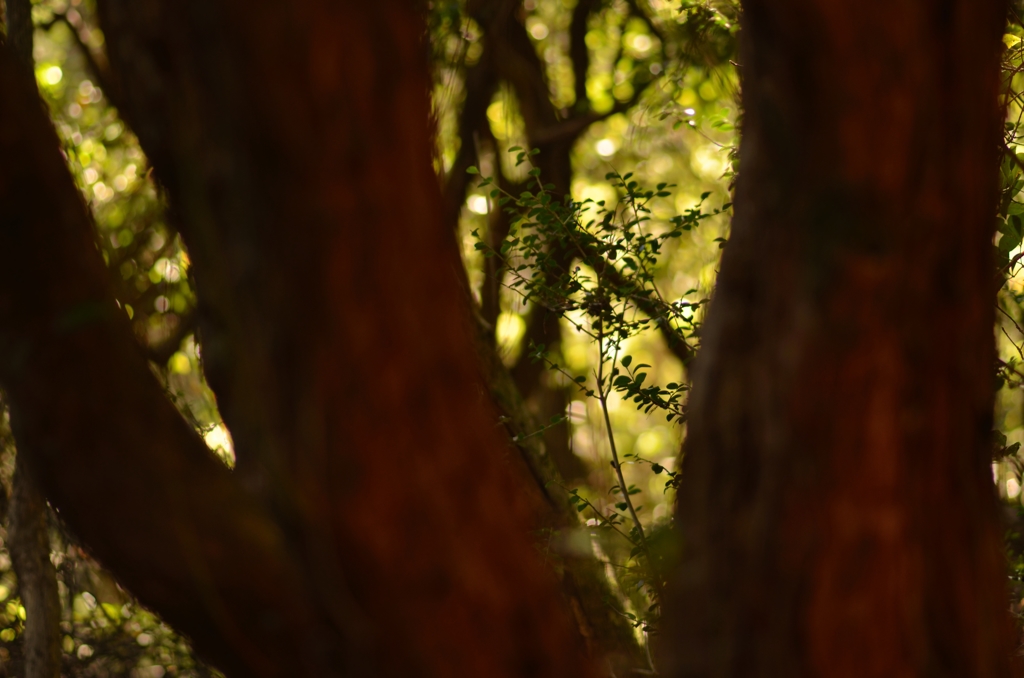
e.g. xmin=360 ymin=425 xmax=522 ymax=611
xmin=662 ymin=1 xmax=1018 ymax=676
xmin=2 ymin=0 xmax=31 ymax=75
xmin=8 ymin=456 xmax=62 ymax=678
xmin=0 ymin=45 xmax=350 ymax=677
xmin=0 ymin=0 xmax=594 ymax=676
xmin=0 ymin=7 xmax=66 ymax=677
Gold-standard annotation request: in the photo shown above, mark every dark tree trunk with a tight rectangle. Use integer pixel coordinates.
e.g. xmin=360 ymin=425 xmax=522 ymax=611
xmin=663 ymin=0 xmax=1018 ymax=676
xmin=0 ymin=1 xmax=596 ymax=677
xmin=3 ymin=0 xmax=31 ymax=73
xmin=0 ymin=47 xmax=343 ymax=677
xmin=9 ymin=456 xmax=62 ymax=678
xmin=1 ymin=6 xmax=65 ymax=677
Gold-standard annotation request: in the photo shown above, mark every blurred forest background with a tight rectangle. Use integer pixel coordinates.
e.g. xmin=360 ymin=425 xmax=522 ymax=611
xmin=0 ymin=0 xmax=1021 ymax=675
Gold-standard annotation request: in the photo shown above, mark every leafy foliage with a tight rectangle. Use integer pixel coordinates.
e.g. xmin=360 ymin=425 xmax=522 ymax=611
xmin=469 ymin=149 xmax=730 ymax=630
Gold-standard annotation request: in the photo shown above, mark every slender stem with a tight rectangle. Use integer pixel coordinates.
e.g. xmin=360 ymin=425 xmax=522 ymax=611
xmin=596 ymin=324 xmax=663 ymax=597
xmin=578 ymin=496 xmax=636 ymax=544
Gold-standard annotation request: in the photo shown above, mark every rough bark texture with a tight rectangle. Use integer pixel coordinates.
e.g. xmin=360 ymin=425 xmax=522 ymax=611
xmin=663 ymin=1 xmax=1018 ymax=676
xmin=8 ymin=457 xmax=62 ymax=678
xmin=0 ymin=0 xmax=593 ymax=676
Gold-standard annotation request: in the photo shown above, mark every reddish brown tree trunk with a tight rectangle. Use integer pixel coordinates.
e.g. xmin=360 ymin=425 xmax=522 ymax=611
xmin=0 ymin=2 xmax=596 ymax=676
xmin=663 ymin=1 xmax=1018 ymax=676
xmin=0 ymin=49 xmax=333 ymax=677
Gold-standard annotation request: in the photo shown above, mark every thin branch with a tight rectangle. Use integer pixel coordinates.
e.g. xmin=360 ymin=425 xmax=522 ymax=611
xmin=530 ymin=74 xmax=660 ymax=146
xmin=623 ymin=0 xmax=664 ymax=45
xmin=569 ymin=0 xmax=601 ymax=112
xmin=442 ymin=52 xmax=499 ymax=233
xmin=595 ymin=323 xmax=663 ymax=600
xmin=999 ymin=303 xmax=1024 ymax=342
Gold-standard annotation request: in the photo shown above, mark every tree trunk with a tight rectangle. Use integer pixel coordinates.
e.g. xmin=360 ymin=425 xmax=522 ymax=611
xmin=1 ymin=1 xmax=596 ymax=676
xmin=2 ymin=0 xmax=31 ymax=73
xmin=663 ymin=1 xmax=1018 ymax=676
xmin=9 ymin=455 xmax=62 ymax=678
xmin=0 ymin=46 xmax=344 ymax=677
xmin=1 ymin=6 xmax=66 ymax=677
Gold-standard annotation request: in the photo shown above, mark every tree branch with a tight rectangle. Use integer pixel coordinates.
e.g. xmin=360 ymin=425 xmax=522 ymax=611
xmin=442 ymin=48 xmax=500 ymax=235
xmin=469 ymin=0 xmax=561 ymax=136
xmin=0 ymin=43 xmax=347 ymax=677
xmin=569 ymin=0 xmax=600 ymax=113
xmin=528 ymin=80 xmax=657 ymax=146
xmin=93 ymin=1 xmax=596 ymax=675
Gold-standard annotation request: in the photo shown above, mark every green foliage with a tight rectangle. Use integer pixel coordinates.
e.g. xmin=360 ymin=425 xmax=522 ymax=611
xmin=440 ymin=0 xmax=740 ymax=653
xmin=967 ymin=11 xmax=1024 ymax=639
xmin=470 ymin=149 xmax=730 ymax=630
